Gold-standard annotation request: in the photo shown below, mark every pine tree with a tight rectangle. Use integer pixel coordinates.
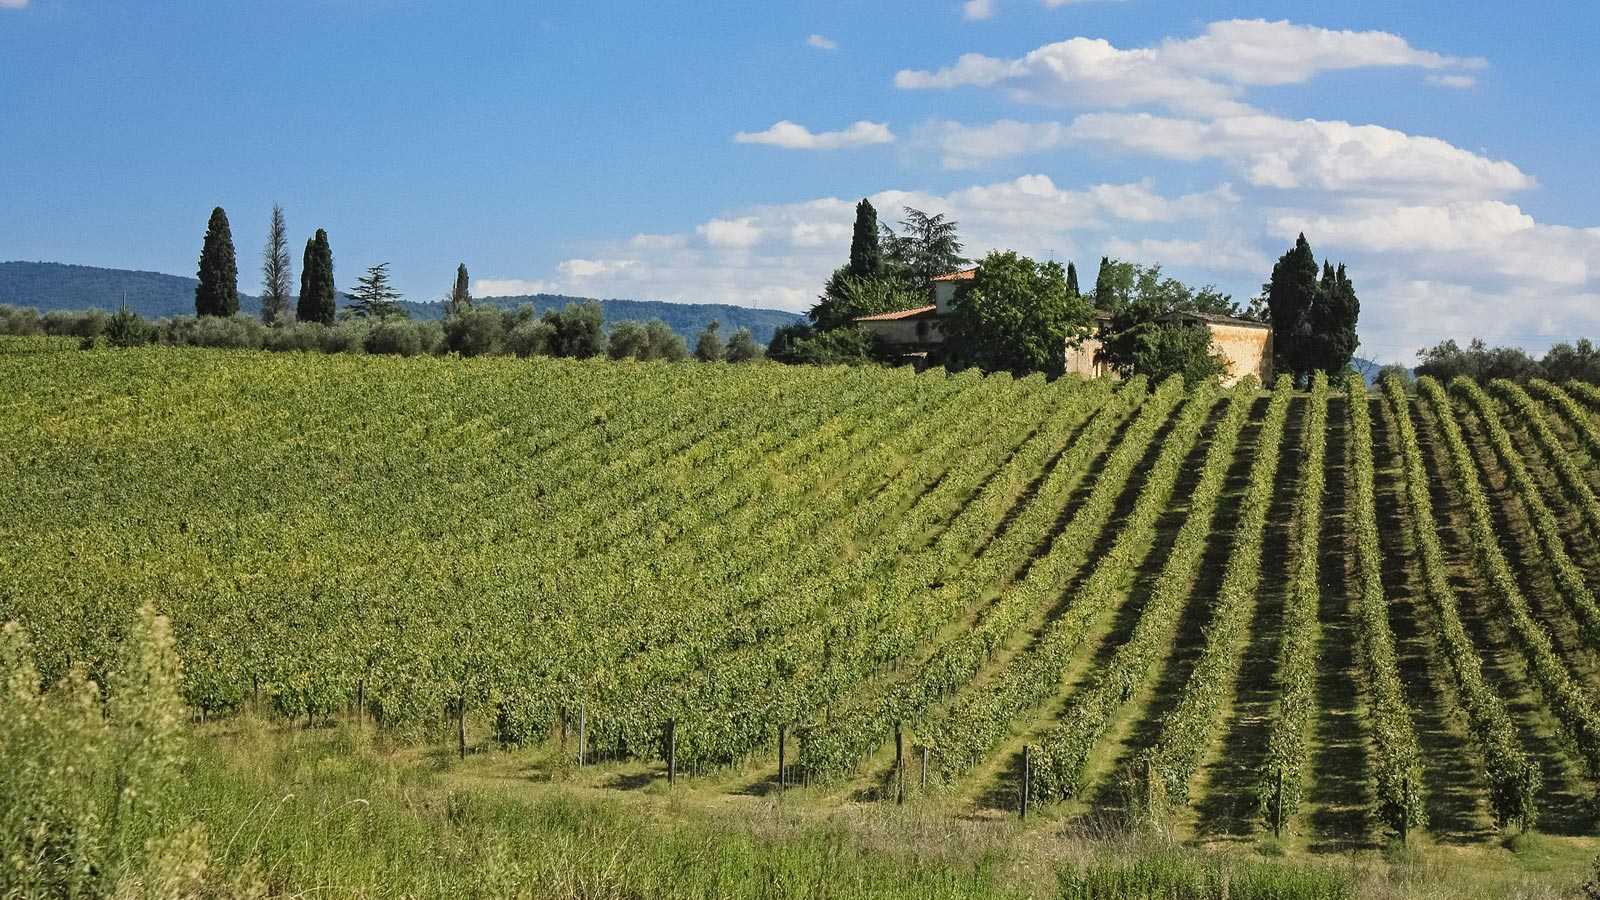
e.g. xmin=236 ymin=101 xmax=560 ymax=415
xmin=348 ymin=262 xmax=405 ymax=319
xmin=1066 ymin=261 xmax=1080 ymax=298
xmin=194 ymin=206 xmax=239 ymax=317
xmin=1265 ymin=233 xmax=1321 ymax=385
xmin=297 ymin=229 xmax=336 ymax=325
xmin=847 ymin=199 xmax=882 ymax=279
xmin=448 ymin=263 xmax=472 ymax=315
xmin=260 ymin=204 xmax=293 ymax=326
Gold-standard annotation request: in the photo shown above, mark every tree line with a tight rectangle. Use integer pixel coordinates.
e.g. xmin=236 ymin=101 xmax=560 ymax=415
xmin=10 ymin=205 xmax=766 ymax=364
xmin=768 ymin=198 xmax=1361 ymax=385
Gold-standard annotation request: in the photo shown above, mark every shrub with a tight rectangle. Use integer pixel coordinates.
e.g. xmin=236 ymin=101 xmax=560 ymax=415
xmin=104 ymin=307 xmax=150 ymax=348
xmin=505 ymin=317 xmax=554 ymax=358
xmin=444 ymin=307 xmax=504 ymax=357
xmin=318 ymin=321 xmax=370 ymax=354
xmin=364 ymin=319 xmax=423 ymax=357
xmin=0 ymin=305 xmax=44 ymax=336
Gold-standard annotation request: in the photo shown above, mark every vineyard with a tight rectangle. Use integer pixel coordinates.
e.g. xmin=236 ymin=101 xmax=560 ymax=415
xmin=4 ymin=343 xmax=1600 ymax=868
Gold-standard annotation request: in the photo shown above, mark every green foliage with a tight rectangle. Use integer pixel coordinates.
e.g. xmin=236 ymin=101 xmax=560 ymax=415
xmin=1093 ymin=259 xmax=1236 ymax=317
xmin=1348 ymin=372 xmax=1427 ymax=838
xmin=1259 ymin=373 xmax=1329 ymax=831
xmin=695 ymin=320 xmax=726 ymax=362
xmin=105 ymin=305 xmax=149 ymax=348
xmin=542 ymin=299 xmax=606 ymax=359
xmin=1065 ymin=261 xmax=1079 ymax=297
xmin=769 ymin=322 xmax=878 ymax=366
xmin=1382 ymin=375 xmax=1540 ymax=830
xmin=1265 ymin=235 xmax=1360 ymax=383
xmin=1058 ymin=852 xmax=1353 ymax=900
xmin=881 ymin=207 xmax=966 ymax=282
xmin=809 ymin=268 xmax=928 ymax=331
xmin=944 ymin=250 xmax=1091 ymax=376
xmin=261 ymin=204 xmax=294 ymax=326
xmin=725 ymin=327 xmax=763 ymax=363
xmin=444 ymin=305 xmax=505 ymax=356
xmin=1 ymin=608 xmax=188 ymax=897
xmin=365 ymin=318 xmax=424 ymax=356
xmin=297 ymin=229 xmax=337 ymax=325
xmin=1138 ymin=376 xmax=1289 ymax=809
xmin=1419 ymin=376 xmax=1600 ymax=779
xmin=1416 ymin=338 xmax=1540 ymax=383
xmin=449 ymin=262 xmax=472 ymax=315
xmin=1104 ymin=321 xmax=1229 ymax=383
xmin=346 ymin=262 xmax=407 ymax=319
xmin=847 ymin=199 xmax=882 ymax=279
xmin=194 ymin=206 xmax=239 ymax=317
xmin=1030 ymin=380 xmax=1256 ymax=803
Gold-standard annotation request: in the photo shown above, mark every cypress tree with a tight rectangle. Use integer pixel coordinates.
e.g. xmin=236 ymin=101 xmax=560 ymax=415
xmin=297 ymin=229 xmax=336 ymax=325
xmin=1314 ymin=262 xmax=1360 ymax=377
xmin=1265 ymin=233 xmax=1321 ymax=385
xmin=1066 ymin=261 xmax=1080 ymax=298
xmin=194 ymin=206 xmax=239 ymax=317
xmin=848 ymin=199 xmax=882 ymax=279
xmin=1093 ymin=256 xmax=1113 ymax=308
xmin=449 ymin=263 xmax=472 ymax=314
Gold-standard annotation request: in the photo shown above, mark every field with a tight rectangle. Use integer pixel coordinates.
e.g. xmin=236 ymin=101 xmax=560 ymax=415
xmin=4 ymin=341 xmax=1600 ymax=897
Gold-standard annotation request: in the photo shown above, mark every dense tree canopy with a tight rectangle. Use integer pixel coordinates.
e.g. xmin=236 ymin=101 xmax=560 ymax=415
xmin=297 ymin=230 xmax=336 ymax=325
xmin=882 ymin=208 xmax=967 ymax=283
xmin=194 ymin=206 xmax=239 ymax=318
xmin=1104 ymin=322 xmax=1229 ymax=384
xmin=1264 ymin=234 xmax=1359 ymax=384
xmin=449 ymin=264 xmax=472 ymax=315
xmin=847 ymin=200 xmax=882 ymax=280
xmin=694 ymin=320 xmax=725 ymax=362
xmin=945 ymin=250 xmax=1090 ymax=376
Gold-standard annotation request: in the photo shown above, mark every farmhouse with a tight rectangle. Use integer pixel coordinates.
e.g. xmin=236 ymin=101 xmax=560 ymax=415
xmin=854 ymin=267 xmax=1273 ymax=386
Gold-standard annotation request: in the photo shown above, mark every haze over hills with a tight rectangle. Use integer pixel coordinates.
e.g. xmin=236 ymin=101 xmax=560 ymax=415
xmin=0 ymin=261 xmax=805 ymax=345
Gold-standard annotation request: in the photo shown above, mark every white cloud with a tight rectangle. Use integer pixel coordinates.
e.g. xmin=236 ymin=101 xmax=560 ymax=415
xmin=1101 ymin=237 xmax=1271 ymax=275
xmin=1067 ymin=112 xmax=1533 ymax=197
xmin=896 ymin=19 xmax=1480 ymax=115
xmin=474 ymin=279 xmax=553 ymax=297
xmin=913 ymin=119 xmax=1072 ymax=169
xmin=962 ymin=0 xmax=994 ymax=21
xmin=1427 ymin=73 xmax=1477 ymax=88
xmin=698 ymin=217 xmax=764 ymax=248
xmin=486 ymin=176 xmax=1239 ymax=312
xmin=733 ymin=120 xmax=895 ymax=150
xmin=807 ymin=34 xmax=839 ymax=51
xmin=0 ymin=0 xmax=28 ymax=8
xmin=1356 ymin=279 xmax=1600 ymax=363
xmin=1271 ymin=200 xmax=1600 ymax=286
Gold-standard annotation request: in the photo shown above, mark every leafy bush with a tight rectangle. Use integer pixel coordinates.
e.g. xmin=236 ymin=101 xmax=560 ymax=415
xmin=364 ymin=319 xmax=424 ymax=357
xmin=104 ymin=306 xmax=150 ymax=348
xmin=444 ymin=307 xmax=504 ymax=357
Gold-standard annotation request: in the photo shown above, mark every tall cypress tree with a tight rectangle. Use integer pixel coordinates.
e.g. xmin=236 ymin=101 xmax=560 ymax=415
xmin=847 ymin=199 xmax=882 ymax=279
xmin=1314 ymin=262 xmax=1360 ymax=377
xmin=1066 ymin=261 xmax=1080 ymax=298
xmin=1265 ymin=233 xmax=1321 ymax=385
xmin=194 ymin=206 xmax=239 ymax=317
xmin=297 ymin=229 xmax=336 ymax=325
xmin=449 ymin=263 xmax=472 ymax=314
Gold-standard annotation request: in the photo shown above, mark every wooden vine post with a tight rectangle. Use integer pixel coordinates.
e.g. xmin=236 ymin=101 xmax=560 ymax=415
xmin=667 ymin=718 xmax=677 ymax=785
xmin=895 ymin=722 xmax=905 ymax=806
xmin=778 ymin=724 xmax=787 ymax=792
xmin=1020 ymin=745 xmax=1032 ymax=821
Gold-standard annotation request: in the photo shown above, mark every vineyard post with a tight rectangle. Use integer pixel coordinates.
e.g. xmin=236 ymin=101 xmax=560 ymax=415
xmin=667 ymin=719 xmax=677 ymax=786
xmin=457 ymin=697 xmax=467 ymax=760
xmin=252 ymin=674 xmax=259 ymax=710
xmin=578 ymin=703 xmax=587 ymax=767
xmin=1273 ymin=768 xmax=1284 ymax=839
xmin=1401 ymin=777 xmax=1411 ymax=845
xmin=560 ymin=708 xmax=568 ymax=748
xmin=921 ymin=747 xmax=928 ymax=790
xmin=1020 ymin=745 xmax=1031 ymax=821
xmin=778 ymin=725 xmax=787 ymax=792
xmin=895 ymin=722 xmax=905 ymax=806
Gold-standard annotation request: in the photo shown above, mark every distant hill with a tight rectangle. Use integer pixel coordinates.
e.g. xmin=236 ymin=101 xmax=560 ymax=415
xmin=0 ymin=261 xmax=804 ymax=345
xmin=1351 ymin=357 xmax=1413 ymax=386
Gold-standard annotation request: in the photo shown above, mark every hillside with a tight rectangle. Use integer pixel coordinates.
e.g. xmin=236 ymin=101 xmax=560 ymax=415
xmin=3 ymin=340 xmax=1598 ymax=898
xmin=0 ymin=261 xmax=804 ymax=344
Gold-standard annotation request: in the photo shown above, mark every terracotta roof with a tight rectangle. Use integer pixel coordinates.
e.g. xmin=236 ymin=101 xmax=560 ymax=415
xmin=855 ymin=304 xmax=939 ymax=322
xmin=930 ymin=267 xmax=979 ymax=282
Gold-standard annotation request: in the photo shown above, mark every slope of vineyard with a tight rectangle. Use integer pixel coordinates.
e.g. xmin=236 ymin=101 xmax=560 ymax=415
xmin=2 ymin=342 xmax=1598 ymax=883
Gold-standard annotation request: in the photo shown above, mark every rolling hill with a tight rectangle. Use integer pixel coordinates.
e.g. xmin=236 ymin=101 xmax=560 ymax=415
xmin=0 ymin=261 xmax=804 ymax=344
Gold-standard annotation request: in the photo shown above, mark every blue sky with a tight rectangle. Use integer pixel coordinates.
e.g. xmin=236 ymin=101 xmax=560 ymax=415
xmin=2 ymin=1 xmax=1597 ymax=362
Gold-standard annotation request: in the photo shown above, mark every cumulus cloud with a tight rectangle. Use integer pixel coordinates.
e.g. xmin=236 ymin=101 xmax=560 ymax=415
xmin=734 ymin=120 xmax=895 ymax=150
xmin=1427 ymin=73 xmax=1477 ymax=88
xmin=896 ymin=20 xmax=1481 ymax=114
xmin=0 ymin=1 xmax=28 ymax=8
xmin=1272 ymin=200 xmax=1600 ymax=286
xmin=1356 ymin=279 xmax=1600 ymax=363
xmin=807 ymin=34 xmax=839 ymax=51
xmin=913 ymin=120 xmax=1073 ymax=169
xmin=1067 ymin=112 xmax=1533 ymax=197
xmin=1101 ymin=236 xmax=1271 ymax=275
xmin=962 ymin=0 xmax=994 ymax=21
xmin=484 ymin=176 xmax=1238 ymax=312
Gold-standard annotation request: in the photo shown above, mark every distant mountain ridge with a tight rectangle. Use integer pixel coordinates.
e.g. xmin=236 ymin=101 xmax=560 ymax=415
xmin=0 ymin=261 xmax=804 ymax=344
